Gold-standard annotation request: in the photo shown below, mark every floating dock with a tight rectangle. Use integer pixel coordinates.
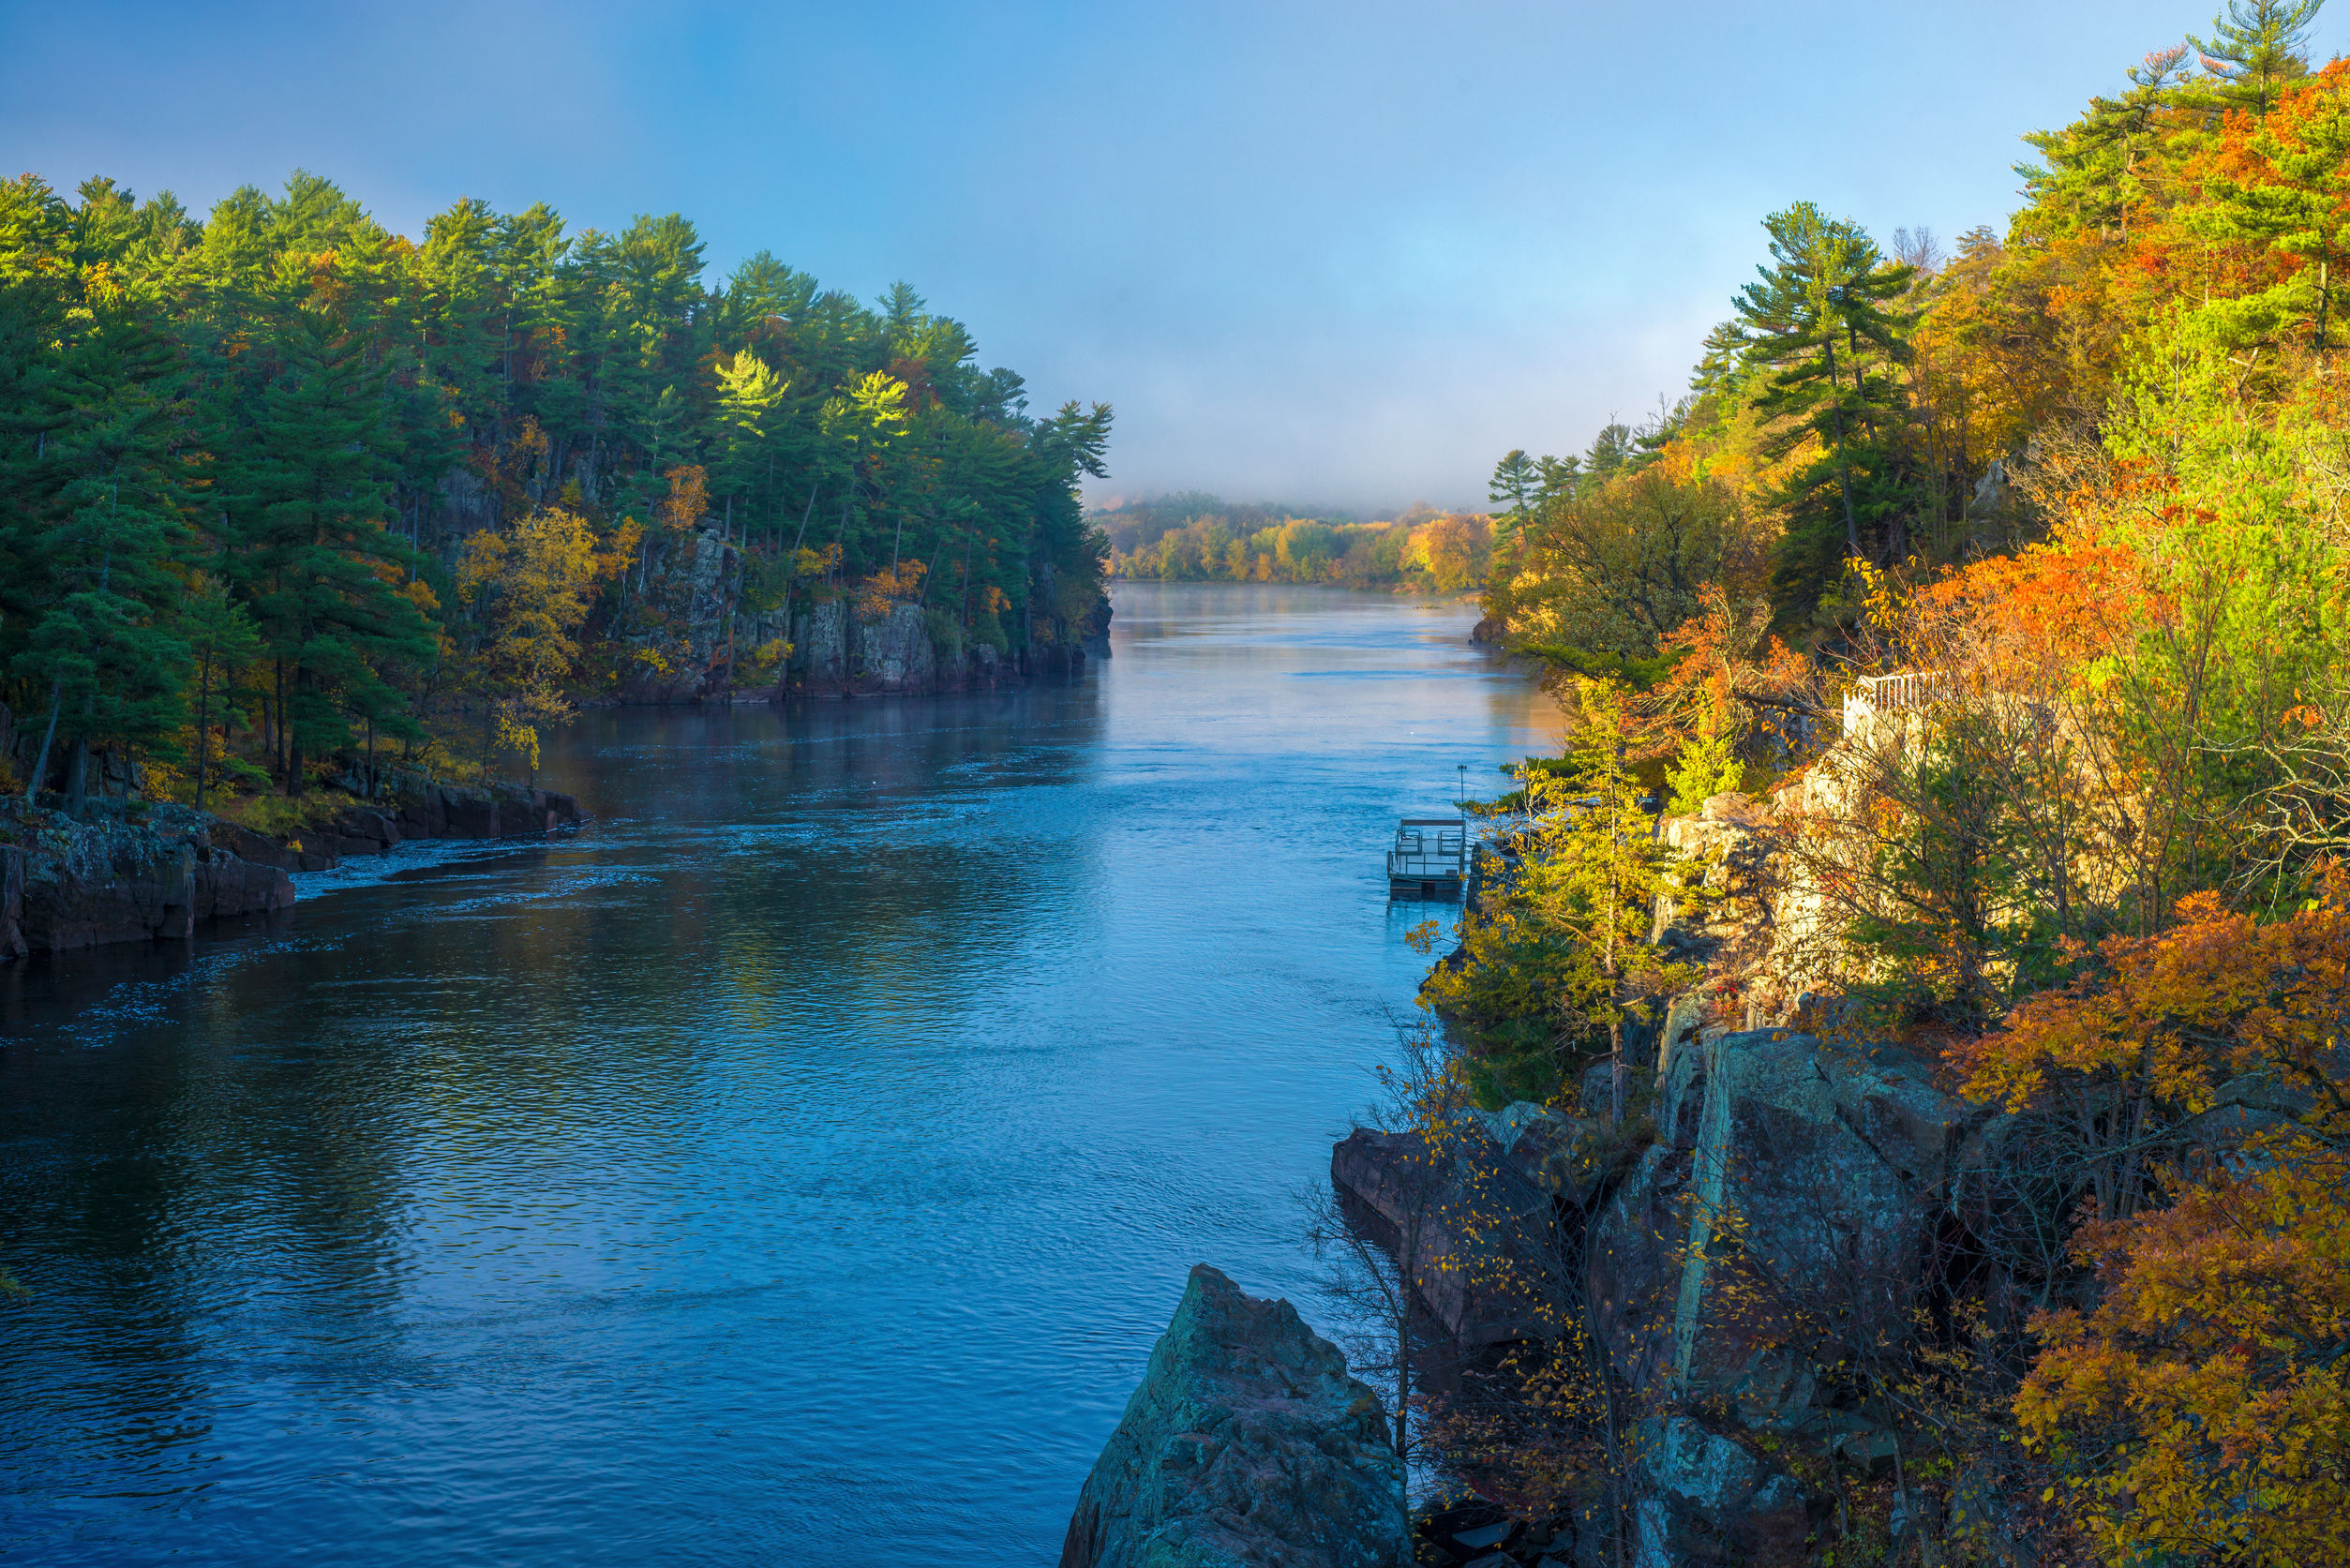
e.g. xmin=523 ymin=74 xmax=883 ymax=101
xmin=1386 ymin=816 xmax=1466 ymax=900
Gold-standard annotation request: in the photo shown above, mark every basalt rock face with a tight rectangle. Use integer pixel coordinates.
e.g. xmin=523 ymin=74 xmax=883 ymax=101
xmin=0 ymin=782 xmax=583 ymax=957
xmin=1328 ymin=1029 xmax=1989 ymax=1566
xmin=384 ymin=781 xmax=582 ymax=847
xmin=789 ymin=597 xmax=1081 ymax=695
xmin=1633 ymin=1031 xmax=1978 ymax=1418
xmin=1633 ymin=1415 xmax=1816 ymax=1568
xmin=1 ymin=803 xmax=292 ymax=954
xmin=1329 ymin=1104 xmax=1635 ymax=1350
xmin=1061 ymin=1264 xmax=1407 ymax=1568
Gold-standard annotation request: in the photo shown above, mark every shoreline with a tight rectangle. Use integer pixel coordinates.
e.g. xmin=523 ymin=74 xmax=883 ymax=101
xmin=0 ymin=779 xmax=584 ymax=961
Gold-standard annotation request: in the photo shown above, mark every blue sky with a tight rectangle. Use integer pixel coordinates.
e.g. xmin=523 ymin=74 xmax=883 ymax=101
xmin=4 ymin=1 xmax=2328 ymax=512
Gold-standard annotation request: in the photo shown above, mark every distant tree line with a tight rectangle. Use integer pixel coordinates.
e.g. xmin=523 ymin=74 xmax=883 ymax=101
xmin=1094 ymin=493 xmax=1491 ymax=592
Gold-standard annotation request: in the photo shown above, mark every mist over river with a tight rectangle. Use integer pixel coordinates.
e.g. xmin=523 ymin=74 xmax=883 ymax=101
xmin=0 ymin=584 xmax=1553 ymax=1567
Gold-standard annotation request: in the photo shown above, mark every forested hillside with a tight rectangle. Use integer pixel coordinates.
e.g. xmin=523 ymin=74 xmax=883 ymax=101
xmin=1421 ymin=2 xmax=2350 ymax=1561
xmin=1096 ymin=492 xmax=1493 ymax=592
xmin=0 ymin=172 xmax=1112 ymax=807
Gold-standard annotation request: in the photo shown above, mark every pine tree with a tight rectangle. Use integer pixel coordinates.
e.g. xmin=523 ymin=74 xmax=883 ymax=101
xmin=1730 ymin=202 xmax=1915 ymax=623
xmin=1489 ymin=450 xmax=1540 ymax=538
xmin=177 ymin=573 xmax=262 ymax=810
xmin=234 ymin=307 xmax=434 ymax=793
xmin=15 ymin=304 xmax=196 ymax=805
xmin=2021 ymin=47 xmax=2193 ymax=242
xmin=2190 ymin=0 xmax=2323 ymax=117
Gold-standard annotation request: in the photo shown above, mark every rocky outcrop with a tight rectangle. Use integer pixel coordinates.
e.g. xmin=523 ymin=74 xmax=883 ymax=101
xmin=1632 ymin=1415 xmax=1815 ymax=1568
xmin=1645 ymin=1030 xmax=1975 ymax=1413
xmin=1 ymin=803 xmax=293 ymax=954
xmin=1 ymin=780 xmax=584 ymax=957
xmin=789 ymin=597 xmax=1075 ymax=695
xmin=1331 ymin=1104 xmax=1639 ymax=1350
xmin=1325 ymin=1027 xmax=1991 ymax=1565
xmin=1061 ymin=1264 xmax=1407 ymax=1568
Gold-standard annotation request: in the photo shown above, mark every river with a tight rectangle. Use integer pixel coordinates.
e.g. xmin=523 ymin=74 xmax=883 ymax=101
xmin=0 ymin=583 xmax=1553 ymax=1567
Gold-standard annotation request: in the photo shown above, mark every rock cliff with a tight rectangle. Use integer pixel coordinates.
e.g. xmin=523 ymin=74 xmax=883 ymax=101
xmin=0 ymin=780 xmax=583 ymax=957
xmin=1329 ymin=1027 xmax=1996 ymax=1567
xmin=1061 ymin=1264 xmax=1408 ymax=1568
xmin=596 ymin=525 xmax=1099 ymax=701
xmin=0 ymin=803 xmax=292 ymax=957
xmin=789 ymin=597 xmax=1087 ymax=695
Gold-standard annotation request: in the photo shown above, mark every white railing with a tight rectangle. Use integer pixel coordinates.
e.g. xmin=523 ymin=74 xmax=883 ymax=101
xmin=1855 ymin=671 xmax=1938 ymax=710
xmin=1843 ymin=671 xmax=1943 ymax=740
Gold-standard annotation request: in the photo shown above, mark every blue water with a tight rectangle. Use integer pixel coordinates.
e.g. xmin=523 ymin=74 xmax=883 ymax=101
xmin=0 ymin=584 xmax=1552 ymax=1566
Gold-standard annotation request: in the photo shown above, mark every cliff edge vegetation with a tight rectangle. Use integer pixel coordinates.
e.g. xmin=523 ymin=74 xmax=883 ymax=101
xmin=1366 ymin=5 xmax=2350 ymax=1564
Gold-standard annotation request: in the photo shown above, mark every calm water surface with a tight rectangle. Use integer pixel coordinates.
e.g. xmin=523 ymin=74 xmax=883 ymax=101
xmin=0 ymin=584 xmax=1553 ymax=1566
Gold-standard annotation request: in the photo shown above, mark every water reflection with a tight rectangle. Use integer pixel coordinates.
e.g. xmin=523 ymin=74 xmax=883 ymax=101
xmin=0 ymin=584 xmax=1555 ymax=1566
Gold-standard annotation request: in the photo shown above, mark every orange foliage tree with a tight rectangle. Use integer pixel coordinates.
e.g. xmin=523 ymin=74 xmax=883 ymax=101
xmin=1974 ymin=883 xmax=2350 ymax=1563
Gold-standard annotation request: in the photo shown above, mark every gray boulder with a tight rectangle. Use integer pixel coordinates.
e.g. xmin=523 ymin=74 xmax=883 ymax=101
xmin=1061 ymin=1264 xmax=1406 ymax=1568
xmin=1632 ymin=1415 xmax=1814 ymax=1568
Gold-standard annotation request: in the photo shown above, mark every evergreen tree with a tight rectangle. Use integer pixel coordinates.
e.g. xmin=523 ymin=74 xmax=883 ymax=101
xmin=234 ymin=307 xmax=434 ymax=793
xmin=1489 ymin=450 xmax=1540 ymax=536
xmin=1730 ymin=202 xmax=1915 ymax=623
xmin=2190 ymin=0 xmax=2323 ymax=117
xmin=16 ymin=306 xmax=195 ymax=802
xmin=177 ymin=573 xmax=262 ymax=810
xmin=2021 ymin=47 xmax=2193 ymax=241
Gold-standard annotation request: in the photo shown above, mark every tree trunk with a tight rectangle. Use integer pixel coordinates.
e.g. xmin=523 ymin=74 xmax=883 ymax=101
xmin=1823 ymin=338 xmax=1860 ymax=555
xmin=790 ymin=486 xmax=819 ymax=556
xmin=24 ymin=677 xmax=62 ymax=807
xmin=194 ymin=653 xmax=215 ymax=813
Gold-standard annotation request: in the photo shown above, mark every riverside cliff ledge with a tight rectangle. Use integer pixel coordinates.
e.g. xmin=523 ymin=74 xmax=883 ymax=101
xmin=0 ymin=779 xmax=582 ymax=958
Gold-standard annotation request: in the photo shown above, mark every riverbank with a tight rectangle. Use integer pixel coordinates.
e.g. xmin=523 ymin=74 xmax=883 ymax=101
xmin=0 ymin=778 xmax=583 ymax=958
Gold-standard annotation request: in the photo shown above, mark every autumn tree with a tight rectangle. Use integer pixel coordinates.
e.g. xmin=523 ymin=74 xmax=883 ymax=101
xmin=1498 ymin=461 xmax=1769 ymax=662
xmin=1973 ymin=888 xmax=2350 ymax=1562
xmin=454 ymin=506 xmax=601 ymax=780
xmin=2194 ymin=59 xmax=2350 ymax=348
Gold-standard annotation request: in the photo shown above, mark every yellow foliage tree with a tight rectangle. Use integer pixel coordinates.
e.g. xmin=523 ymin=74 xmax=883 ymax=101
xmin=454 ymin=506 xmax=600 ymax=778
xmin=854 ymin=559 xmax=925 ymax=620
xmin=1404 ymin=512 xmax=1494 ymax=593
